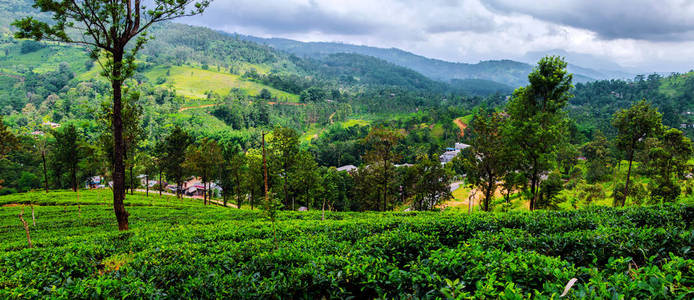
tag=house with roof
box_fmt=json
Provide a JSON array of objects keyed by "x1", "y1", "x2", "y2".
[{"x1": 336, "y1": 165, "x2": 358, "y2": 172}]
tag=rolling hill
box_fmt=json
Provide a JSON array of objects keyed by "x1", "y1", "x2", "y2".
[{"x1": 237, "y1": 35, "x2": 624, "y2": 87}]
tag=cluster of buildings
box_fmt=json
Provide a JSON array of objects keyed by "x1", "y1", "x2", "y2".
[
  {"x1": 85, "y1": 176, "x2": 222, "y2": 197},
  {"x1": 439, "y1": 143, "x2": 470, "y2": 164},
  {"x1": 333, "y1": 142, "x2": 470, "y2": 173}
]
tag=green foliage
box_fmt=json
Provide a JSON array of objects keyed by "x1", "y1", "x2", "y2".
[
  {"x1": 461, "y1": 109, "x2": 508, "y2": 211},
  {"x1": 506, "y1": 56, "x2": 573, "y2": 210},
  {"x1": 1, "y1": 190, "x2": 693, "y2": 298}
]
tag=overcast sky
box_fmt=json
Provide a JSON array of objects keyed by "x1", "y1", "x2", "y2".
[{"x1": 180, "y1": 0, "x2": 694, "y2": 73}]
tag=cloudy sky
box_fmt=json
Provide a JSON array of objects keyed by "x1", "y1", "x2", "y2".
[{"x1": 180, "y1": 0, "x2": 694, "y2": 72}]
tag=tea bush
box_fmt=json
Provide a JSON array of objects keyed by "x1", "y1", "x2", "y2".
[{"x1": 0, "y1": 190, "x2": 692, "y2": 298}]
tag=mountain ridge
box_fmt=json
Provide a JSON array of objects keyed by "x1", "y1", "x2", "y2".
[{"x1": 233, "y1": 34, "x2": 629, "y2": 87}]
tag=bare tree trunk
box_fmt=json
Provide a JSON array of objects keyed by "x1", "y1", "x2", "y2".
[
  {"x1": 130, "y1": 165, "x2": 135, "y2": 195},
  {"x1": 485, "y1": 179, "x2": 494, "y2": 212},
  {"x1": 468, "y1": 188, "x2": 474, "y2": 214},
  {"x1": 31, "y1": 204, "x2": 35, "y2": 226},
  {"x1": 42, "y1": 150, "x2": 48, "y2": 193},
  {"x1": 321, "y1": 198, "x2": 325, "y2": 221},
  {"x1": 19, "y1": 208, "x2": 32, "y2": 248},
  {"x1": 111, "y1": 50, "x2": 129, "y2": 231},
  {"x1": 262, "y1": 132, "x2": 269, "y2": 202},
  {"x1": 158, "y1": 170, "x2": 162, "y2": 197},
  {"x1": 71, "y1": 166, "x2": 77, "y2": 192},
  {"x1": 623, "y1": 150, "x2": 635, "y2": 207},
  {"x1": 145, "y1": 174, "x2": 149, "y2": 197},
  {"x1": 529, "y1": 173, "x2": 538, "y2": 211}
]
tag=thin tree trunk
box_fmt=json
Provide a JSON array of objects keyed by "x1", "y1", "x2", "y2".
[
  {"x1": 262, "y1": 132, "x2": 269, "y2": 202},
  {"x1": 42, "y1": 150, "x2": 48, "y2": 193},
  {"x1": 19, "y1": 208, "x2": 32, "y2": 248},
  {"x1": 485, "y1": 178, "x2": 494, "y2": 212},
  {"x1": 130, "y1": 165, "x2": 134, "y2": 195},
  {"x1": 529, "y1": 173, "x2": 538, "y2": 211},
  {"x1": 623, "y1": 150, "x2": 635, "y2": 207},
  {"x1": 158, "y1": 170, "x2": 162, "y2": 197},
  {"x1": 468, "y1": 188, "x2": 474, "y2": 214},
  {"x1": 31, "y1": 204, "x2": 35, "y2": 226},
  {"x1": 71, "y1": 166, "x2": 77, "y2": 192},
  {"x1": 112, "y1": 57, "x2": 130, "y2": 231},
  {"x1": 145, "y1": 174, "x2": 149, "y2": 197}
]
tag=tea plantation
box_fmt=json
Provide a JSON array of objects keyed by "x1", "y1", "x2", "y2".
[{"x1": 1, "y1": 190, "x2": 693, "y2": 299}]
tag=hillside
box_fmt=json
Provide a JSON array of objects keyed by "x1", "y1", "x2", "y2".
[
  {"x1": 238, "y1": 35, "x2": 617, "y2": 87},
  {"x1": 1, "y1": 190, "x2": 693, "y2": 298}
]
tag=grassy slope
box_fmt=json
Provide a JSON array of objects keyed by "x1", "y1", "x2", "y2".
[
  {"x1": 0, "y1": 42, "x2": 91, "y2": 75},
  {"x1": 143, "y1": 65, "x2": 300, "y2": 101}
]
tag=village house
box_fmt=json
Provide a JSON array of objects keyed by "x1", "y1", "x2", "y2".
[
  {"x1": 440, "y1": 143, "x2": 470, "y2": 164},
  {"x1": 336, "y1": 165, "x2": 358, "y2": 172}
]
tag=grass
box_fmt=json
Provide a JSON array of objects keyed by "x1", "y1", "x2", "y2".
[
  {"x1": 142, "y1": 65, "x2": 299, "y2": 101},
  {"x1": 0, "y1": 41, "x2": 92, "y2": 75}
]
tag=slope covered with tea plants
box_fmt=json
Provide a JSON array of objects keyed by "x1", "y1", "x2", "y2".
[{"x1": 1, "y1": 190, "x2": 693, "y2": 298}]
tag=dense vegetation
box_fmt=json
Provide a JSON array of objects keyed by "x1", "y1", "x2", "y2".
[{"x1": 1, "y1": 191, "x2": 693, "y2": 298}]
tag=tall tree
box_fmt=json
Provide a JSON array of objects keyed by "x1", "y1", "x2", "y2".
[
  {"x1": 269, "y1": 126, "x2": 299, "y2": 210},
  {"x1": 461, "y1": 109, "x2": 508, "y2": 212},
  {"x1": 183, "y1": 138, "x2": 222, "y2": 205},
  {"x1": 0, "y1": 116, "x2": 18, "y2": 161},
  {"x1": 0, "y1": 116, "x2": 18, "y2": 190},
  {"x1": 362, "y1": 127, "x2": 403, "y2": 211},
  {"x1": 14, "y1": 0, "x2": 211, "y2": 231},
  {"x1": 227, "y1": 151, "x2": 248, "y2": 209},
  {"x1": 612, "y1": 100, "x2": 662, "y2": 206},
  {"x1": 583, "y1": 130, "x2": 612, "y2": 183},
  {"x1": 52, "y1": 124, "x2": 84, "y2": 192},
  {"x1": 162, "y1": 127, "x2": 193, "y2": 199},
  {"x1": 245, "y1": 149, "x2": 265, "y2": 210},
  {"x1": 646, "y1": 128, "x2": 693, "y2": 203},
  {"x1": 506, "y1": 56, "x2": 573, "y2": 210},
  {"x1": 411, "y1": 156, "x2": 453, "y2": 211}
]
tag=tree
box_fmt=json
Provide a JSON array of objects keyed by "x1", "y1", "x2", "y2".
[
  {"x1": 137, "y1": 150, "x2": 156, "y2": 197},
  {"x1": 245, "y1": 149, "x2": 265, "y2": 210},
  {"x1": 0, "y1": 116, "x2": 18, "y2": 190},
  {"x1": 33, "y1": 134, "x2": 50, "y2": 193},
  {"x1": 461, "y1": 109, "x2": 509, "y2": 212},
  {"x1": 269, "y1": 126, "x2": 299, "y2": 210},
  {"x1": 226, "y1": 150, "x2": 247, "y2": 209},
  {"x1": 411, "y1": 156, "x2": 453, "y2": 211},
  {"x1": 535, "y1": 172, "x2": 563, "y2": 210},
  {"x1": 362, "y1": 127, "x2": 403, "y2": 211},
  {"x1": 646, "y1": 128, "x2": 693, "y2": 203},
  {"x1": 162, "y1": 127, "x2": 193, "y2": 199},
  {"x1": 506, "y1": 56, "x2": 573, "y2": 210},
  {"x1": 582, "y1": 130, "x2": 612, "y2": 183},
  {"x1": 300, "y1": 87, "x2": 326, "y2": 103},
  {"x1": 184, "y1": 138, "x2": 222, "y2": 205},
  {"x1": 290, "y1": 151, "x2": 322, "y2": 209},
  {"x1": 52, "y1": 124, "x2": 84, "y2": 192},
  {"x1": 14, "y1": 0, "x2": 211, "y2": 231},
  {"x1": 612, "y1": 100, "x2": 662, "y2": 206}
]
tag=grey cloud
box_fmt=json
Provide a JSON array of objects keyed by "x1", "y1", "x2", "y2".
[
  {"x1": 483, "y1": 0, "x2": 694, "y2": 41},
  {"x1": 183, "y1": 0, "x2": 381, "y2": 35}
]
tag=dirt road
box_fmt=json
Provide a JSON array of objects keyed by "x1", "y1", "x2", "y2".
[{"x1": 453, "y1": 118, "x2": 467, "y2": 137}]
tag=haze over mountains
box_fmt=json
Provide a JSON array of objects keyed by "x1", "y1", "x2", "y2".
[{"x1": 237, "y1": 34, "x2": 637, "y2": 88}]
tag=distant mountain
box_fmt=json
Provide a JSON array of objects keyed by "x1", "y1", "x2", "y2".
[
  {"x1": 234, "y1": 35, "x2": 631, "y2": 88},
  {"x1": 519, "y1": 49, "x2": 634, "y2": 80},
  {"x1": 236, "y1": 35, "x2": 534, "y2": 87}
]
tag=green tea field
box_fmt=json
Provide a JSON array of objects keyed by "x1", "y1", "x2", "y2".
[{"x1": 1, "y1": 190, "x2": 692, "y2": 298}]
